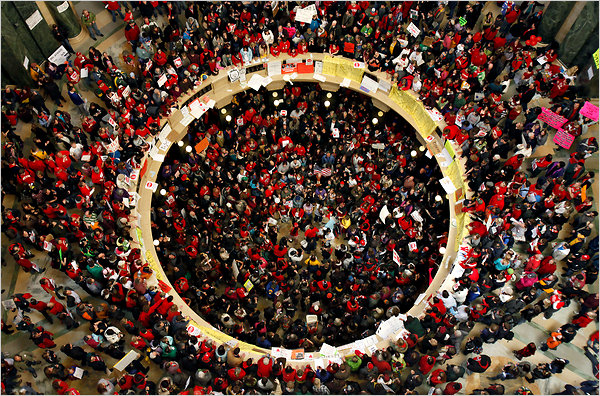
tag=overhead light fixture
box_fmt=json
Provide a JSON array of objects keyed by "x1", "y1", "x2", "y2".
[
  {"x1": 185, "y1": 145, "x2": 192, "y2": 153},
  {"x1": 272, "y1": 92, "x2": 278, "y2": 97},
  {"x1": 160, "y1": 188, "x2": 167, "y2": 195},
  {"x1": 226, "y1": 115, "x2": 232, "y2": 122},
  {"x1": 439, "y1": 246, "x2": 446, "y2": 255},
  {"x1": 326, "y1": 92, "x2": 332, "y2": 98},
  {"x1": 221, "y1": 108, "x2": 227, "y2": 114},
  {"x1": 411, "y1": 150, "x2": 417, "y2": 157},
  {"x1": 435, "y1": 194, "x2": 442, "y2": 202},
  {"x1": 372, "y1": 118, "x2": 378, "y2": 124},
  {"x1": 178, "y1": 141, "x2": 184, "y2": 147},
  {"x1": 324, "y1": 100, "x2": 330, "y2": 107},
  {"x1": 378, "y1": 111, "x2": 384, "y2": 117}
]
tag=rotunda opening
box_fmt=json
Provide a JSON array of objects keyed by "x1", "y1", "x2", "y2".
[{"x1": 150, "y1": 83, "x2": 449, "y2": 349}]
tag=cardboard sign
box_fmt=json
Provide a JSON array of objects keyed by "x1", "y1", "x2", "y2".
[
  {"x1": 157, "y1": 74, "x2": 168, "y2": 87},
  {"x1": 195, "y1": 137, "x2": 209, "y2": 154},
  {"x1": 538, "y1": 107, "x2": 567, "y2": 129},
  {"x1": 332, "y1": 128, "x2": 339, "y2": 138},
  {"x1": 353, "y1": 61, "x2": 365, "y2": 68},
  {"x1": 244, "y1": 279, "x2": 254, "y2": 292},
  {"x1": 580, "y1": 101, "x2": 599, "y2": 122},
  {"x1": 553, "y1": 128, "x2": 575, "y2": 149}
]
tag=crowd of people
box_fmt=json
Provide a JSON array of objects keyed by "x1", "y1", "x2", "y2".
[{"x1": 1, "y1": 1, "x2": 598, "y2": 395}]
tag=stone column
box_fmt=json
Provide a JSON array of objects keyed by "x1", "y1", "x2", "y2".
[
  {"x1": 555, "y1": 2, "x2": 586, "y2": 43},
  {"x1": 35, "y1": 1, "x2": 57, "y2": 27},
  {"x1": 12, "y1": 2, "x2": 58, "y2": 59},
  {"x1": 1, "y1": 2, "x2": 47, "y2": 63},
  {"x1": 558, "y1": 2, "x2": 599, "y2": 66},
  {"x1": 538, "y1": 2, "x2": 575, "y2": 42},
  {"x1": 45, "y1": 1, "x2": 82, "y2": 38}
]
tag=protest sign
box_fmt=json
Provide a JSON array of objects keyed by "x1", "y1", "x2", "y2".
[
  {"x1": 537, "y1": 107, "x2": 567, "y2": 128},
  {"x1": 580, "y1": 101, "x2": 599, "y2": 122},
  {"x1": 553, "y1": 128, "x2": 575, "y2": 149}
]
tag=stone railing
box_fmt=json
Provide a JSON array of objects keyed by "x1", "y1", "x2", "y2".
[{"x1": 127, "y1": 53, "x2": 470, "y2": 367}]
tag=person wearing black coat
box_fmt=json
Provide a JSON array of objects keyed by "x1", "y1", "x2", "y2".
[
  {"x1": 60, "y1": 344, "x2": 87, "y2": 364},
  {"x1": 51, "y1": 24, "x2": 75, "y2": 54},
  {"x1": 466, "y1": 354, "x2": 491, "y2": 374}
]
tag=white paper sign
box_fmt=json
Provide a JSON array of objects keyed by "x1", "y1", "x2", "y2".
[
  {"x1": 57, "y1": 1, "x2": 69, "y2": 13},
  {"x1": 157, "y1": 74, "x2": 168, "y2": 87},
  {"x1": 426, "y1": 108, "x2": 443, "y2": 122},
  {"x1": 26, "y1": 10, "x2": 43, "y2": 30},
  {"x1": 247, "y1": 74, "x2": 264, "y2": 91},
  {"x1": 359, "y1": 75, "x2": 379, "y2": 93},
  {"x1": 407, "y1": 22, "x2": 420, "y2": 37},
  {"x1": 267, "y1": 61, "x2": 282, "y2": 76},
  {"x1": 48, "y1": 46, "x2": 70, "y2": 66},
  {"x1": 73, "y1": 367, "x2": 84, "y2": 379},
  {"x1": 145, "y1": 181, "x2": 158, "y2": 192},
  {"x1": 23, "y1": 56, "x2": 29, "y2": 70},
  {"x1": 340, "y1": 78, "x2": 352, "y2": 87},
  {"x1": 378, "y1": 79, "x2": 391, "y2": 93},
  {"x1": 439, "y1": 176, "x2": 456, "y2": 194},
  {"x1": 435, "y1": 148, "x2": 453, "y2": 167},
  {"x1": 353, "y1": 61, "x2": 365, "y2": 69},
  {"x1": 295, "y1": 7, "x2": 315, "y2": 23},
  {"x1": 379, "y1": 205, "x2": 390, "y2": 223},
  {"x1": 314, "y1": 60, "x2": 323, "y2": 75},
  {"x1": 159, "y1": 140, "x2": 171, "y2": 151}
]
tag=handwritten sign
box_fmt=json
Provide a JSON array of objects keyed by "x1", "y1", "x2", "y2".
[
  {"x1": 553, "y1": 128, "x2": 575, "y2": 149},
  {"x1": 580, "y1": 101, "x2": 599, "y2": 122},
  {"x1": 538, "y1": 107, "x2": 567, "y2": 129},
  {"x1": 407, "y1": 22, "x2": 420, "y2": 38},
  {"x1": 593, "y1": 49, "x2": 599, "y2": 69}
]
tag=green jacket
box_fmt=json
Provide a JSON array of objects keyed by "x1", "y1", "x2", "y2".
[
  {"x1": 346, "y1": 356, "x2": 362, "y2": 371},
  {"x1": 81, "y1": 12, "x2": 96, "y2": 27}
]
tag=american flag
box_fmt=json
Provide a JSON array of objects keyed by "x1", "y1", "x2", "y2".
[
  {"x1": 392, "y1": 249, "x2": 401, "y2": 266},
  {"x1": 314, "y1": 167, "x2": 332, "y2": 177}
]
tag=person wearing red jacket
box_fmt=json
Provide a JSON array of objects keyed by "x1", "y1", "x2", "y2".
[
  {"x1": 419, "y1": 355, "x2": 435, "y2": 375},
  {"x1": 124, "y1": 20, "x2": 141, "y2": 49}
]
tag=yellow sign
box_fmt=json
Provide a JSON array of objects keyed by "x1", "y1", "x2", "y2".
[
  {"x1": 244, "y1": 279, "x2": 254, "y2": 292},
  {"x1": 594, "y1": 49, "x2": 599, "y2": 69}
]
